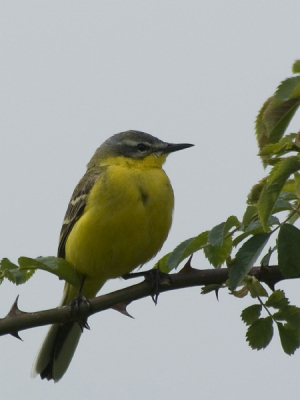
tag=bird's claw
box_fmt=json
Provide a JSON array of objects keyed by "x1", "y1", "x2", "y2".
[{"x1": 69, "y1": 294, "x2": 91, "y2": 331}]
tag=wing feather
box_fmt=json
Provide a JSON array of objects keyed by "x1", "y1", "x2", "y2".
[{"x1": 57, "y1": 167, "x2": 105, "y2": 258}]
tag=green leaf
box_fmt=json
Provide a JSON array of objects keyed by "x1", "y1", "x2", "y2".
[
  {"x1": 265, "y1": 289, "x2": 289, "y2": 308},
  {"x1": 223, "y1": 215, "x2": 240, "y2": 236},
  {"x1": 204, "y1": 236, "x2": 232, "y2": 268},
  {"x1": 277, "y1": 322, "x2": 300, "y2": 355},
  {"x1": 278, "y1": 224, "x2": 300, "y2": 277},
  {"x1": 154, "y1": 252, "x2": 171, "y2": 273},
  {"x1": 166, "y1": 232, "x2": 209, "y2": 272},
  {"x1": 258, "y1": 156, "x2": 300, "y2": 231},
  {"x1": 275, "y1": 77, "x2": 300, "y2": 101},
  {"x1": 229, "y1": 233, "x2": 270, "y2": 291},
  {"x1": 0, "y1": 258, "x2": 35, "y2": 285},
  {"x1": 246, "y1": 317, "x2": 273, "y2": 350},
  {"x1": 208, "y1": 216, "x2": 240, "y2": 247},
  {"x1": 0, "y1": 258, "x2": 18, "y2": 271},
  {"x1": 255, "y1": 97, "x2": 273, "y2": 150},
  {"x1": 281, "y1": 181, "x2": 298, "y2": 198},
  {"x1": 242, "y1": 206, "x2": 257, "y2": 229},
  {"x1": 245, "y1": 215, "x2": 279, "y2": 233},
  {"x1": 294, "y1": 172, "x2": 300, "y2": 199},
  {"x1": 272, "y1": 198, "x2": 293, "y2": 213},
  {"x1": 259, "y1": 133, "x2": 297, "y2": 156},
  {"x1": 201, "y1": 284, "x2": 223, "y2": 295},
  {"x1": 273, "y1": 305, "x2": 300, "y2": 329},
  {"x1": 264, "y1": 96, "x2": 300, "y2": 144},
  {"x1": 245, "y1": 276, "x2": 268, "y2": 298},
  {"x1": 247, "y1": 178, "x2": 267, "y2": 204},
  {"x1": 241, "y1": 305, "x2": 262, "y2": 325},
  {"x1": 292, "y1": 60, "x2": 300, "y2": 74},
  {"x1": 18, "y1": 256, "x2": 81, "y2": 287},
  {"x1": 208, "y1": 222, "x2": 225, "y2": 246}
]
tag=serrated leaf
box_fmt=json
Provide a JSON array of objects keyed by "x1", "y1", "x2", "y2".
[
  {"x1": 256, "y1": 97, "x2": 273, "y2": 150},
  {"x1": 229, "y1": 233, "x2": 270, "y2": 291},
  {"x1": 4, "y1": 268, "x2": 35, "y2": 285},
  {"x1": 259, "y1": 133, "x2": 297, "y2": 156},
  {"x1": 241, "y1": 305, "x2": 262, "y2": 325},
  {"x1": 292, "y1": 60, "x2": 300, "y2": 74},
  {"x1": 264, "y1": 96, "x2": 300, "y2": 144},
  {"x1": 0, "y1": 258, "x2": 19, "y2": 271},
  {"x1": 273, "y1": 306, "x2": 300, "y2": 329},
  {"x1": 247, "y1": 178, "x2": 268, "y2": 204},
  {"x1": 242, "y1": 206, "x2": 258, "y2": 229},
  {"x1": 245, "y1": 215, "x2": 279, "y2": 233},
  {"x1": 18, "y1": 256, "x2": 81, "y2": 287},
  {"x1": 207, "y1": 216, "x2": 240, "y2": 247},
  {"x1": 278, "y1": 224, "x2": 300, "y2": 277},
  {"x1": 208, "y1": 222, "x2": 225, "y2": 246},
  {"x1": 0, "y1": 258, "x2": 35, "y2": 285},
  {"x1": 275, "y1": 77, "x2": 300, "y2": 101},
  {"x1": 224, "y1": 215, "x2": 240, "y2": 235},
  {"x1": 166, "y1": 232, "x2": 209, "y2": 272},
  {"x1": 258, "y1": 156, "x2": 300, "y2": 231},
  {"x1": 204, "y1": 236, "x2": 232, "y2": 268},
  {"x1": 265, "y1": 289, "x2": 289, "y2": 308},
  {"x1": 246, "y1": 317, "x2": 273, "y2": 350},
  {"x1": 277, "y1": 322, "x2": 300, "y2": 355}
]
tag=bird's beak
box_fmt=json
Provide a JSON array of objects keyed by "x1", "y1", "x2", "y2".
[{"x1": 162, "y1": 142, "x2": 194, "y2": 154}]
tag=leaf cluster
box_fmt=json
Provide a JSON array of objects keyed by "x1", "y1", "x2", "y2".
[
  {"x1": 242, "y1": 290, "x2": 300, "y2": 355},
  {"x1": 0, "y1": 257, "x2": 81, "y2": 287}
]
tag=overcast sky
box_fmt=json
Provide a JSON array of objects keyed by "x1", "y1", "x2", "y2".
[{"x1": 1, "y1": 2, "x2": 300, "y2": 399}]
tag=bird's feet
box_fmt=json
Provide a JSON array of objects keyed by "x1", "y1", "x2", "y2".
[
  {"x1": 69, "y1": 294, "x2": 91, "y2": 331},
  {"x1": 123, "y1": 268, "x2": 172, "y2": 304}
]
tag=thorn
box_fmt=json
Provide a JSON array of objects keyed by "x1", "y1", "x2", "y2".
[
  {"x1": 111, "y1": 301, "x2": 134, "y2": 318},
  {"x1": 215, "y1": 289, "x2": 219, "y2": 301},
  {"x1": 10, "y1": 331, "x2": 23, "y2": 341},
  {"x1": 179, "y1": 255, "x2": 198, "y2": 274},
  {"x1": 6, "y1": 296, "x2": 26, "y2": 318},
  {"x1": 151, "y1": 292, "x2": 158, "y2": 306}
]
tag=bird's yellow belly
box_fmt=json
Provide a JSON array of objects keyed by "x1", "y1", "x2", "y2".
[{"x1": 64, "y1": 164, "x2": 174, "y2": 296}]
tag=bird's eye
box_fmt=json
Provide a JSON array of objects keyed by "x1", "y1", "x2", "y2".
[{"x1": 137, "y1": 143, "x2": 149, "y2": 152}]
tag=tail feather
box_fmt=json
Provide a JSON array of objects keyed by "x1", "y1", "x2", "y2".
[
  {"x1": 32, "y1": 321, "x2": 82, "y2": 382},
  {"x1": 32, "y1": 283, "x2": 83, "y2": 382}
]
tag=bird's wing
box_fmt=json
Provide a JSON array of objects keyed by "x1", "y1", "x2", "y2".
[{"x1": 57, "y1": 167, "x2": 105, "y2": 258}]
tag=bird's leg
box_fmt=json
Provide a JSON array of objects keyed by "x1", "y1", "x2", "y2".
[
  {"x1": 123, "y1": 267, "x2": 172, "y2": 304},
  {"x1": 69, "y1": 275, "x2": 91, "y2": 331}
]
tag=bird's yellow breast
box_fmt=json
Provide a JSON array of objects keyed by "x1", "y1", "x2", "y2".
[{"x1": 64, "y1": 154, "x2": 174, "y2": 297}]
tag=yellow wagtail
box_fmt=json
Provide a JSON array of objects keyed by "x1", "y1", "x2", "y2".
[{"x1": 32, "y1": 130, "x2": 193, "y2": 381}]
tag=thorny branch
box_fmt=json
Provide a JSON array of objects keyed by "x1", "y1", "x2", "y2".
[{"x1": 0, "y1": 263, "x2": 298, "y2": 338}]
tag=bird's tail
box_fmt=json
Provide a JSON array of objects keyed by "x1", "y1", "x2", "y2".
[{"x1": 31, "y1": 283, "x2": 82, "y2": 382}]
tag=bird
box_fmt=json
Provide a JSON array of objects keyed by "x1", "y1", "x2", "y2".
[{"x1": 32, "y1": 130, "x2": 193, "y2": 382}]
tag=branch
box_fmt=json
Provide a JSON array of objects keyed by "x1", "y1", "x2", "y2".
[{"x1": 0, "y1": 264, "x2": 298, "y2": 338}]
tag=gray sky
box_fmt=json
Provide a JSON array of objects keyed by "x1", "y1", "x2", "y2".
[{"x1": 1, "y1": 1, "x2": 300, "y2": 399}]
